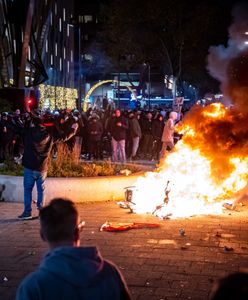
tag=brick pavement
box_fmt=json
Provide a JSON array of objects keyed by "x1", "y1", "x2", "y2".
[{"x1": 0, "y1": 201, "x2": 248, "y2": 300}]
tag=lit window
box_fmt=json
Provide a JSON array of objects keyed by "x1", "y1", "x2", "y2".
[
  {"x1": 60, "y1": 58, "x2": 62, "y2": 71},
  {"x1": 64, "y1": 47, "x2": 66, "y2": 59},
  {"x1": 51, "y1": 54, "x2": 53, "y2": 66},
  {"x1": 71, "y1": 50, "x2": 73, "y2": 62},
  {"x1": 25, "y1": 76, "x2": 29, "y2": 85},
  {"x1": 28, "y1": 46, "x2": 31, "y2": 59},
  {"x1": 50, "y1": 14, "x2": 53, "y2": 26},
  {"x1": 67, "y1": 61, "x2": 70, "y2": 72},
  {"x1": 46, "y1": 40, "x2": 48, "y2": 52},
  {"x1": 63, "y1": 8, "x2": 66, "y2": 21},
  {"x1": 59, "y1": 18, "x2": 62, "y2": 32},
  {"x1": 84, "y1": 15, "x2": 93, "y2": 23},
  {"x1": 67, "y1": 24, "x2": 70, "y2": 36},
  {"x1": 55, "y1": 43, "x2": 57, "y2": 56},
  {"x1": 84, "y1": 54, "x2": 93, "y2": 61}
]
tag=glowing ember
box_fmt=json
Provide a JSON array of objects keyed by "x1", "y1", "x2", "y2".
[{"x1": 129, "y1": 103, "x2": 248, "y2": 218}]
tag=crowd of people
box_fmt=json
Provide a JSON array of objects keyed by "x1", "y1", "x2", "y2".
[{"x1": 0, "y1": 105, "x2": 186, "y2": 165}]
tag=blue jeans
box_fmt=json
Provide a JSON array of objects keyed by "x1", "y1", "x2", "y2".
[{"x1": 23, "y1": 168, "x2": 47, "y2": 214}]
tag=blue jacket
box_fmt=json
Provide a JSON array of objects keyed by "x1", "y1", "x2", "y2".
[{"x1": 16, "y1": 246, "x2": 131, "y2": 300}]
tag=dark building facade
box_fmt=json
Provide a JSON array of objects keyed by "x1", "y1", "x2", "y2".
[
  {"x1": 0, "y1": 0, "x2": 77, "y2": 111},
  {"x1": 40, "y1": 0, "x2": 77, "y2": 110}
]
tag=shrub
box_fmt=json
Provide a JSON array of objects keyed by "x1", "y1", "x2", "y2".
[
  {"x1": 0, "y1": 159, "x2": 23, "y2": 176},
  {"x1": 0, "y1": 144, "x2": 140, "y2": 177}
]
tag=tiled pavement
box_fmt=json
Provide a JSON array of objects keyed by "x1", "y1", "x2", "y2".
[{"x1": 0, "y1": 201, "x2": 248, "y2": 300}]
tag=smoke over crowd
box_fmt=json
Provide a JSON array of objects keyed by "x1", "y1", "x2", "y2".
[{"x1": 179, "y1": 3, "x2": 248, "y2": 186}]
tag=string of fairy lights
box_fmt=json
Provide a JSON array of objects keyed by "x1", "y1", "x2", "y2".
[{"x1": 39, "y1": 84, "x2": 78, "y2": 110}]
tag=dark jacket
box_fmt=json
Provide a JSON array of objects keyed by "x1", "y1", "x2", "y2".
[
  {"x1": 109, "y1": 116, "x2": 129, "y2": 141},
  {"x1": 0, "y1": 119, "x2": 14, "y2": 143},
  {"x1": 22, "y1": 125, "x2": 76, "y2": 172},
  {"x1": 141, "y1": 118, "x2": 153, "y2": 135},
  {"x1": 151, "y1": 119, "x2": 164, "y2": 140},
  {"x1": 87, "y1": 118, "x2": 103, "y2": 141},
  {"x1": 16, "y1": 246, "x2": 131, "y2": 300},
  {"x1": 129, "y1": 117, "x2": 142, "y2": 138}
]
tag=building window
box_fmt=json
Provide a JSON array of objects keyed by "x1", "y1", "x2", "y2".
[
  {"x1": 67, "y1": 61, "x2": 70, "y2": 72},
  {"x1": 46, "y1": 40, "x2": 48, "y2": 52},
  {"x1": 67, "y1": 24, "x2": 70, "y2": 36},
  {"x1": 50, "y1": 14, "x2": 53, "y2": 26},
  {"x1": 60, "y1": 58, "x2": 62, "y2": 71},
  {"x1": 84, "y1": 54, "x2": 93, "y2": 61},
  {"x1": 51, "y1": 54, "x2": 53, "y2": 66},
  {"x1": 28, "y1": 46, "x2": 31, "y2": 60},
  {"x1": 55, "y1": 43, "x2": 58, "y2": 56},
  {"x1": 71, "y1": 50, "x2": 73, "y2": 62},
  {"x1": 59, "y1": 18, "x2": 62, "y2": 32},
  {"x1": 84, "y1": 15, "x2": 93, "y2": 23},
  {"x1": 55, "y1": 2, "x2": 57, "y2": 15},
  {"x1": 64, "y1": 47, "x2": 66, "y2": 59}
]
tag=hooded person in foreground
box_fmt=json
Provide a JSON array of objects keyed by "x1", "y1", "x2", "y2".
[{"x1": 16, "y1": 198, "x2": 131, "y2": 300}]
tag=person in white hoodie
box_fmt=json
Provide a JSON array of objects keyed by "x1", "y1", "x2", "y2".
[
  {"x1": 160, "y1": 111, "x2": 178, "y2": 158},
  {"x1": 16, "y1": 198, "x2": 131, "y2": 300}
]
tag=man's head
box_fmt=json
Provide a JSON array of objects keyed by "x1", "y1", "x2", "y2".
[
  {"x1": 39, "y1": 198, "x2": 82, "y2": 249},
  {"x1": 115, "y1": 109, "x2": 121, "y2": 117},
  {"x1": 169, "y1": 111, "x2": 178, "y2": 120},
  {"x1": 15, "y1": 109, "x2": 21, "y2": 115},
  {"x1": 146, "y1": 112, "x2": 152, "y2": 120},
  {"x1": 1, "y1": 112, "x2": 8, "y2": 120}
]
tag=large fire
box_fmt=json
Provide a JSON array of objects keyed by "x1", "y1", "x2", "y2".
[{"x1": 129, "y1": 103, "x2": 248, "y2": 218}]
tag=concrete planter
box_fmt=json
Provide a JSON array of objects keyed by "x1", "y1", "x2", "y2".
[{"x1": 0, "y1": 173, "x2": 143, "y2": 203}]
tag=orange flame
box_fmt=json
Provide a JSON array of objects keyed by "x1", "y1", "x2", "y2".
[{"x1": 131, "y1": 103, "x2": 248, "y2": 218}]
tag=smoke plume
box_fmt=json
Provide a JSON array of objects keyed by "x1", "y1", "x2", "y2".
[
  {"x1": 207, "y1": 3, "x2": 248, "y2": 110},
  {"x1": 180, "y1": 4, "x2": 248, "y2": 190}
]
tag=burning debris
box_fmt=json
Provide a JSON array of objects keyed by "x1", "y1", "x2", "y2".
[{"x1": 120, "y1": 102, "x2": 248, "y2": 219}]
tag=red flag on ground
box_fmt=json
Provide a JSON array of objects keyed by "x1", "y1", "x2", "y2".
[{"x1": 100, "y1": 221, "x2": 160, "y2": 232}]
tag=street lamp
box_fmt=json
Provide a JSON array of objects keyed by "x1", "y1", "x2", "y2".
[
  {"x1": 244, "y1": 31, "x2": 248, "y2": 45},
  {"x1": 143, "y1": 62, "x2": 151, "y2": 109},
  {"x1": 148, "y1": 63, "x2": 151, "y2": 110}
]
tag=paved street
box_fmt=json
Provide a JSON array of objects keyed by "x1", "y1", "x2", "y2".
[{"x1": 0, "y1": 201, "x2": 248, "y2": 300}]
